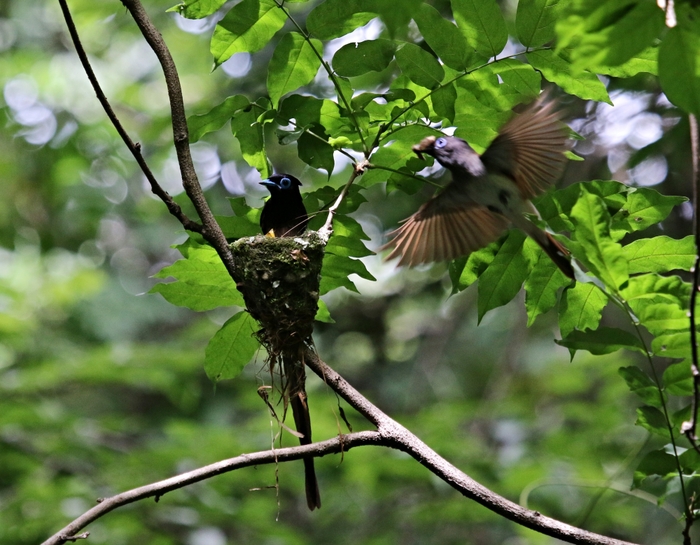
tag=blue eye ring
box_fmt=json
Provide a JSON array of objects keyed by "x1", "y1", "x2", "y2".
[
  {"x1": 280, "y1": 176, "x2": 292, "y2": 189},
  {"x1": 435, "y1": 137, "x2": 447, "y2": 149}
]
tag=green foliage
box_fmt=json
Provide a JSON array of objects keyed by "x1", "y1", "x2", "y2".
[{"x1": 6, "y1": 0, "x2": 700, "y2": 542}]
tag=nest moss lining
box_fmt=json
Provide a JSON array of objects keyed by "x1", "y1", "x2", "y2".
[{"x1": 230, "y1": 231, "x2": 325, "y2": 350}]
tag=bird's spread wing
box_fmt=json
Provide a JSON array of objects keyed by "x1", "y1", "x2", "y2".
[
  {"x1": 481, "y1": 98, "x2": 568, "y2": 200},
  {"x1": 381, "y1": 186, "x2": 509, "y2": 266}
]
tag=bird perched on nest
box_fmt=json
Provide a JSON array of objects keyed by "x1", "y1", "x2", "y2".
[
  {"x1": 260, "y1": 174, "x2": 309, "y2": 237},
  {"x1": 381, "y1": 97, "x2": 575, "y2": 279},
  {"x1": 259, "y1": 173, "x2": 320, "y2": 510}
]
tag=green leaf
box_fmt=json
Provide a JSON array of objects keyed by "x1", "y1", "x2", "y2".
[
  {"x1": 652, "y1": 330, "x2": 691, "y2": 360},
  {"x1": 307, "y1": 0, "x2": 376, "y2": 40},
  {"x1": 596, "y1": 46, "x2": 658, "y2": 77},
  {"x1": 430, "y1": 83, "x2": 457, "y2": 123},
  {"x1": 457, "y1": 60, "x2": 541, "y2": 114},
  {"x1": 664, "y1": 361, "x2": 693, "y2": 397},
  {"x1": 320, "y1": 215, "x2": 375, "y2": 294},
  {"x1": 570, "y1": 189, "x2": 629, "y2": 290},
  {"x1": 315, "y1": 298, "x2": 334, "y2": 323},
  {"x1": 231, "y1": 107, "x2": 271, "y2": 177},
  {"x1": 524, "y1": 250, "x2": 571, "y2": 327},
  {"x1": 267, "y1": 33, "x2": 323, "y2": 107},
  {"x1": 618, "y1": 366, "x2": 664, "y2": 408},
  {"x1": 332, "y1": 39, "x2": 396, "y2": 77},
  {"x1": 556, "y1": 327, "x2": 645, "y2": 356},
  {"x1": 278, "y1": 95, "x2": 352, "y2": 137},
  {"x1": 622, "y1": 273, "x2": 690, "y2": 310},
  {"x1": 297, "y1": 130, "x2": 335, "y2": 174},
  {"x1": 414, "y1": 3, "x2": 470, "y2": 71},
  {"x1": 188, "y1": 95, "x2": 250, "y2": 143},
  {"x1": 449, "y1": 242, "x2": 501, "y2": 293},
  {"x1": 527, "y1": 49, "x2": 611, "y2": 104},
  {"x1": 170, "y1": 0, "x2": 227, "y2": 20},
  {"x1": 204, "y1": 312, "x2": 260, "y2": 382},
  {"x1": 516, "y1": 0, "x2": 561, "y2": 48},
  {"x1": 659, "y1": 22, "x2": 700, "y2": 116},
  {"x1": 452, "y1": 87, "x2": 512, "y2": 152},
  {"x1": 633, "y1": 449, "x2": 678, "y2": 488},
  {"x1": 622, "y1": 236, "x2": 694, "y2": 275},
  {"x1": 558, "y1": 281, "x2": 608, "y2": 338},
  {"x1": 635, "y1": 405, "x2": 670, "y2": 439},
  {"x1": 451, "y1": 0, "x2": 507, "y2": 60},
  {"x1": 611, "y1": 189, "x2": 686, "y2": 235},
  {"x1": 395, "y1": 43, "x2": 445, "y2": 90},
  {"x1": 218, "y1": 197, "x2": 262, "y2": 238},
  {"x1": 630, "y1": 300, "x2": 689, "y2": 337},
  {"x1": 151, "y1": 243, "x2": 244, "y2": 311},
  {"x1": 556, "y1": 0, "x2": 664, "y2": 71},
  {"x1": 478, "y1": 230, "x2": 534, "y2": 322},
  {"x1": 363, "y1": 125, "x2": 442, "y2": 186},
  {"x1": 211, "y1": 0, "x2": 287, "y2": 67}
]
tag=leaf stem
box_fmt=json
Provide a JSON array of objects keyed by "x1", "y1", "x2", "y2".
[{"x1": 272, "y1": 0, "x2": 368, "y2": 154}]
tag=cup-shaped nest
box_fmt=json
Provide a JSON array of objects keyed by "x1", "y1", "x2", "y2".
[{"x1": 230, "y1": 231, "x2": 324, "y2": 351}]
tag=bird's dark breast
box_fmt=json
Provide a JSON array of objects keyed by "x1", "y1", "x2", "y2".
[{"x1": 260, "y1": 197, "x2": 308, "y2": 237}]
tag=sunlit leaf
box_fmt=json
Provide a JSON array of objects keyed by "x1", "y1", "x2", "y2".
[
  {"x1": 524, "y1": 250, "x2": 571, "y2": 327},
  {"x1": 558, "y1": 281, "x2": 607, "y2": 338},
  {"x1": 169, "y1": 0, "x2": 227, "y2": 19},
  {"x1": 204, "y1": 311, "x2": 259, "y2": 381},
  {"x1": 622, "y1": 236, "x2": 694, "y2": 275},
  {"x1": 516, "y1": 0, "x2": 561, "y2": 48},
  {"x1": 211, "y1": 0, "x2": 286, "y2": 67},
  {"x1": 664, "y1": 361, "x2": 693, "y2": 397},
  {"x1": 570, "y1": 189, "x2": 629, "y2": 290},
  {"x1": 307, "y1": 0, "x2": 376, "y2": 40},
  {"x1": 527, "y1": 49, "x2": 611, "y2": 104},
  {"x1": 451, "y1": 0, "x2": 507, "y2": 60},
  {"x1": 267, "y1": 33, "x2": 323, "y2": 107}
]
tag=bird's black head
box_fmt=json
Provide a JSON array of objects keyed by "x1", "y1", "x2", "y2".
[
  {"x1": 260, "y1": 174, "x2": 302, "y2": 194},
  {"x1": 412, "y1": 135, "x2": 484, "y2": 176}
]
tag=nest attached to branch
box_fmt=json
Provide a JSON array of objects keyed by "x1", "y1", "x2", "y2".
[{"x1": 230, "y1": 231, "x2": 325, "y2": 374}]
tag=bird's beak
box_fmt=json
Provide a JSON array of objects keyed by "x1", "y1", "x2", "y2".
[
  {"x1": 260, "y1": 179, "x2": 276, "y2": 188},
  {"x1": 412, "y1": 136, "x2": 436, "y2": 161}
]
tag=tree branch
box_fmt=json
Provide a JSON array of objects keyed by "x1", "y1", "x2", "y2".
[
  {"x1": 57, "y1": 0, "x2": 203, "y2": 234},
  {"x1": 40, "y1": 431, "x2": 383, "y2": 545},
  {"x1": 303, "y1": 349, "x2": 641, "y2": 545},
  {"x1": 319, "y1": 159, "x2": 369, "y2": 234},
  {"x1": 684, "y1": 113, "x2": 700, "y2": 449},
  {"x1": 116, "y1": 0, "x2": 236, "y2": 277}
]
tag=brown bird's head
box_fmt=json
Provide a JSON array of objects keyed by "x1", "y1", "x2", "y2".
[{"x1": 412, "y1": 135, "x2": 484, "y2": 176}]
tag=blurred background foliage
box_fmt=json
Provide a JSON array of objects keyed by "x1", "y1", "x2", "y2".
[{"x1": 0, "y1": 0, "x2": 694, "y2": 544}]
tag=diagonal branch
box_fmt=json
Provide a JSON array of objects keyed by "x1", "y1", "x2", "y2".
[
  {"x1": 117, "y1": 0, "x2": 236, "y2": 277},
  {"x1": 58, "y1": 0, "x2": 202, "y2": 235},
  {"x1": 303, "y1": 349, "x2": 640, "y2": 545}
]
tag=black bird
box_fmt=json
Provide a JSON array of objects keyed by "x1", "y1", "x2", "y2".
[
  {"x1": 382, "y1": 97, "x2": 575, "y2": 279},
  {"x1": 259, "y1": 173, "x2": 320, "y2": 510},
  {"x1": 260, "y1": 174, "x2": 309, "y2": 237}
]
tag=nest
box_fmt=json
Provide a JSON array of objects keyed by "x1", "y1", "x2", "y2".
[{"x1": 230, "y1": 231, "x2": 325, "y2": 355}]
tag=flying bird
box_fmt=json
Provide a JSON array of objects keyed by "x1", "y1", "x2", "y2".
[
  {"x1": 260, "y1": 174, "x2": 309, "y2": 237},
  {"x1": 382, "y1": 98, "x2": 574, "y2": 279}
]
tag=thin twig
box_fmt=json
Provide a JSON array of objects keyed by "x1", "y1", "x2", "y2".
[
  {"x1": 271, "y1": 0, "x2": 368, "y2": 155},
  {"x1": 320, "y1": 159, "x2": 369, "y2": 234},
  {"x1": 119, "y1": 0, "x2": 236, "y2": 277},
  {"x1": 58, "y1": 0, "x2": 203, "y2": 234}
]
